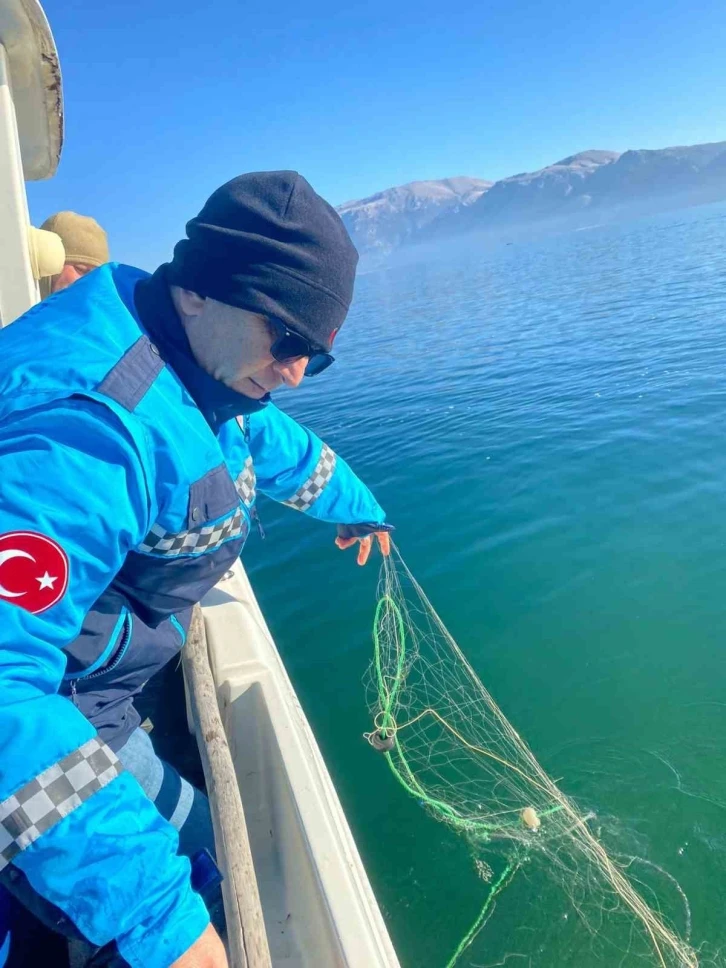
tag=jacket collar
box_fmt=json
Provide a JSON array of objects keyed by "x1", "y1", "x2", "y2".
[{"x1": 134, "y1": 264, "x2": 268, "y2": 433}]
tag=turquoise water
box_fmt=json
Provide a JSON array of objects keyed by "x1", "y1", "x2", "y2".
[{"x1": 244, "y1": 202, "x2": 726, "y2": 966}]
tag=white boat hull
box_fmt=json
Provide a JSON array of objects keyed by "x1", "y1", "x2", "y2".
[{"x1": 198, "y1": 562, "x2": 400, "y2": 968}]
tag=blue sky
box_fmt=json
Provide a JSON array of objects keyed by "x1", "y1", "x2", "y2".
[{"x1": 27, "y1": 0, "x2": 726, "y2": 269}]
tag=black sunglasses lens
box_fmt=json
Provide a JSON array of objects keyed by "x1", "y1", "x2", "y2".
[
  {"x1": 271, "y1": 332, "x2": 311, "y2": 362},
  {"x1": 305, "y1": 354, "x2": 334, "y2": 377},
  {"x1": 268, "y1": 321, "x2": 334, "y2": 375}
]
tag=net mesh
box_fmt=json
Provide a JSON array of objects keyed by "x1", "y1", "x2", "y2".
[{"x1": 365, "y1": 546, "x2": 699, "y2": 968}]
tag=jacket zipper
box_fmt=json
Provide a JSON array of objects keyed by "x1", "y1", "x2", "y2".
[
  {"x1": 69, "y1": 612, "x2": 133, "y2": 706},
  {"x1": 250, "y1": 504, "x2": 265, "y2": 539}
]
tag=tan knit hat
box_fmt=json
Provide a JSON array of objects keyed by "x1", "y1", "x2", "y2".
[{"x1": 40, "y1": 211, "x2": 110, "y2": 268}]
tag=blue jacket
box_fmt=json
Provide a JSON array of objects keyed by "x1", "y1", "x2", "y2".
[{"x1": 0, "y1": 264, "x2": 385, "y2": 965}]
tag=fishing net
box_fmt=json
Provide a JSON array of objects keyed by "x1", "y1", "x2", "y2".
[{"x1": 365, "y1": 546, "x2": 699, "y2": 968}]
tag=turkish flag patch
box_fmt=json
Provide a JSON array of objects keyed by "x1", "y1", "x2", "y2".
[{"x1": 0, "y1": 531, "x2": 69, "y2": 614}]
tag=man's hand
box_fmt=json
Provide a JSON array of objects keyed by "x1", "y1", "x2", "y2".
[
  {"x1": 171, "y1": 924, "x2": 228, "y2": 968},
  {"x1": 335, "y1": 523, "x2": 393, "y2": 565}
]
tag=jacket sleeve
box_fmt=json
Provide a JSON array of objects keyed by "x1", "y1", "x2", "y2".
[
  {"x1": 245, "y1": 403, "x2": 386, "y2": 525},
  {"x1": 0, "y1": 398, "x2": 209, "y2": 968}
]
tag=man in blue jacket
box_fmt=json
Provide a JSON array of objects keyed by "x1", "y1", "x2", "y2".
[{"x1": 0, "y1": 171, "x2": 391, "y2": 968}]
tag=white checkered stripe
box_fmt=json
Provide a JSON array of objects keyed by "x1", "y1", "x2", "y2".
[
  {"x1": 0, "y1": 738, "x2": 122, "y2": 872},
  {"x1": 138, "y1": 508, "x2": 246, "y2": 556},
  {"x1": 283, "y1": 443, "x2": 337, "y2": 512},
  {"x1": 235, "y1": 457, "x2": 256, "y2": 507}
]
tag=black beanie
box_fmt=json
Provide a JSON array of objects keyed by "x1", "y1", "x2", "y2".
[{"x1": 167, "y1": 171, "x2": 358, "y2": 352}]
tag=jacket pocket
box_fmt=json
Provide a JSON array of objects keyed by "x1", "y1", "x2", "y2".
[
  {"x1": 188, "y1": 463, "x2": 241, "y2": 528},
  {"x1": 63, "y1": 606, "x2": 133, "y2": 685}
]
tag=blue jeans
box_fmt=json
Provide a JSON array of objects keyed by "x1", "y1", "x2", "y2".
[
  {"x1": 0, "y1": 728, "x2": 222, "y2": 967},
  {"x1": 117, "y1": 727, "x2": 208, "y2": 854}
]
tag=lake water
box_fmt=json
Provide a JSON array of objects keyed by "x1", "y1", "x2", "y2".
[{"x1": 244, "y1": 201, "x2": 726, "y2": 967}]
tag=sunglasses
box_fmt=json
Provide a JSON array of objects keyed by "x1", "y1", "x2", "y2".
[{"x1": 268, "y1": 319, "x2": 335, "y2": 377}]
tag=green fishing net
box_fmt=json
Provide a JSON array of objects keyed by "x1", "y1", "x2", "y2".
[{"x1": 365, "y1": 547, "x2": 698, "y2": 968}]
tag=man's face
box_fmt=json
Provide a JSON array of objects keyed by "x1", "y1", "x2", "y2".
[
  {"x1": 181, "y1": 295, "x2": 309, "y2": 397},
  {"x1": 51, "y1": 263, "x2": 95, "y2": 293}
]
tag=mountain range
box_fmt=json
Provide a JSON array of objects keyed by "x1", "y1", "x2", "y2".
[{"x1": 337, "y1": 140, "x2": 726, "y2": 262}]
